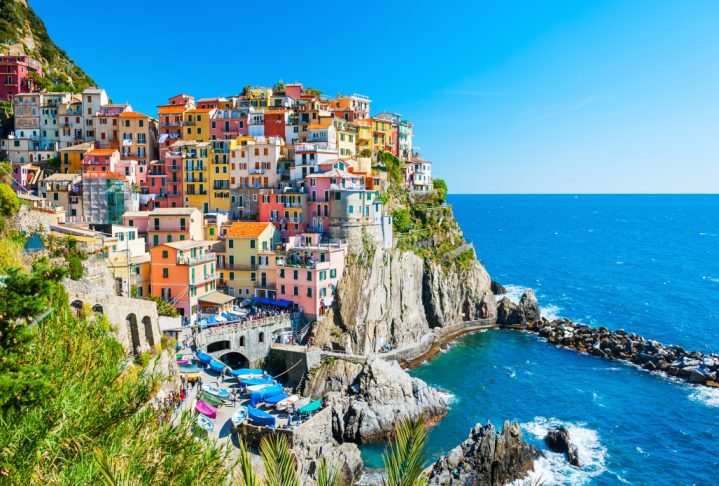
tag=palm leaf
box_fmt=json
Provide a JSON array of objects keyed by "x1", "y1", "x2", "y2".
[
  {"x1": 259, "y1": 435, "x2": 299, "y2": 486},
  {"x1": 316, "y1": 458, "x2": 342, "y2": 486},
  {"x1": 93, "y1": 447, "x2": 136, "y2": 486},
  {"x1": 381, "y1": 416, "x2": 429, "y2": 486},
  {"x1": 237, "y1": 438, "x2": 260, "y2": 486}
]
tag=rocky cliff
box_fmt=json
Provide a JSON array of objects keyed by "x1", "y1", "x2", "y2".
[
  {"x1": 428, "y1": 421, "x2": 541, "y2": 486},
  {"x1": 304, "y1": 357, "x2": 450, "y2": 443}
]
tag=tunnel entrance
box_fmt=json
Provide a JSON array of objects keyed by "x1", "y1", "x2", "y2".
[{"x1": 220, "y1": 352, "x2": 249, "y2": 369}]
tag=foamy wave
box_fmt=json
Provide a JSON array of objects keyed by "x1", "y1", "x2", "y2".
[
  {"x1": 514, "y1": 417, "x2": 607, "y2": 485},
  {"x1": 437, "y1": 390, "x2": 457, "y2": 405},
  {"x1": 356, "y1": 471, "x2": 384, "y2": 485},
  {"x1": 541, "y1": 304, "x2": 562, "y2": 321},
  {"x1": 701, "y1": 276, "x2": 719, "y2": 284},
  {"x1": 688, "y1": 387, "x2": 719, "y2": 408},
  {"x1": 498, "y1": 284, "x2": 525, "y2": 303}
]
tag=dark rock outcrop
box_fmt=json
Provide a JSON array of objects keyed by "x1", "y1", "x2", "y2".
[
  {"x1": 428, "y1": 421, "x2": 541, "y2": 486},
  {"x1": 544, "y1": 427, "x2": 581, "y2": 467},
  {"x1": 491, "y1": 281, "x2": 507, "y2": 295},
  {"x1": 526, "y1": 318, "x2": 719, "y2": 389},
  {"x1": 497, "y1": 289, "x2": 541, "y2": 326}
]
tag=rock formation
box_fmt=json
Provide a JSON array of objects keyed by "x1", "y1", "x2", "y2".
[
  {"x1": 544, "y1": 427, "x2": 581, "y2": 467},
  {"x1": 491, "y1": 280, "x2": 507, "y2": 295},
  {"x1": 497, "y1": 289, "x2": 540, "y2": 326},
  {"x1": 526, "y1": 318, "x2": 719, "y2": 388},
  {"x1": 428, "y1": 421, "x2": 541, "y2": 486},
  {"x1": 304, "y1": 357, "x2": 449, "y2": 443}
]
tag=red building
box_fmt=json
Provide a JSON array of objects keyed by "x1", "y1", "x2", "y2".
[
  {"x1": 263, "y1": 109, "x2": 287, "y2": 139},
  {"x1": 0, "y1": 55, "x2": 42, "y2": 101},
  {"x1": 258, "y1": 188, "x2": 306, "y2": 240}
]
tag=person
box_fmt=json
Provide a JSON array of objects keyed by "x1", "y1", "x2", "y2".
[{"x1": 231, "y1": 390, "x2": 237, "y2": 405}]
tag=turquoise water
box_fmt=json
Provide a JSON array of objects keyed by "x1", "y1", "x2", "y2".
[{"x1": 361, "y1": 195, "x2": 719, "y2": 485}]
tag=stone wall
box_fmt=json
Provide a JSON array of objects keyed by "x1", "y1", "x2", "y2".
[{"x1": 269, "y1": 343, "x2": 322, "y2": 387}]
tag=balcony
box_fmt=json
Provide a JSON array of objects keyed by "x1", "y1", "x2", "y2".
[
  {"x1": 224, "y1": 263, "x2": 258, "y2": 271},
  {"x1": 167, "y1": 165, "x2": 181, "y2": 171},
  {"x1": 192, "y1": 272, "x2": 216, "y2": 284},
  {"x1": 177, "y1": 252, "x2": 216, "y2": 266},
  {"x1": 250, "y1": 168, "x2": 267, "y2": 175}
]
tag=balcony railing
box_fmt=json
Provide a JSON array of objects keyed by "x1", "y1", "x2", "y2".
[
  {"x1": 177, "y1": 252, "x2": 216, "y2": 266},
  {"x1": 250, "y1": 168, "x2": 267, "y2": 174}
]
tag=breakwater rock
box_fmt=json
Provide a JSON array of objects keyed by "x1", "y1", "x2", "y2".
[
  {"x1": 497, "y1": 289, "x2": 541, "y2": 326},
  {"x1": 544, "y1": 427, "x2": 581, "y2": 467},
  {"x1": 304, "y1": 357, "x2": 449, "y2": 443},
  {"x1": 526, "y1": 318, "x2": 719, "y2": 388},
  {"x1": 428, "y1": 421, "x2": 541, "y2": 486}
]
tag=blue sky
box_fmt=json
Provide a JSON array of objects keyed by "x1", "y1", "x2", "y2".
[{"x1": 32, "y1": 0, "x2": 719, "y2": 193}]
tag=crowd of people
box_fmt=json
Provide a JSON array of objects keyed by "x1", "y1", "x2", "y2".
[{"x1": 158, "y1": 388, "x2": 187, "y2": 425}]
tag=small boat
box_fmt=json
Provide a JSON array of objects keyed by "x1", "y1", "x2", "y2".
[
  {"x1": 250, "y1": 384, "x2": 284, "y2": 407},
  {"x1": 229, "y1": 368, "x2": 264, "y2": 377},
  {"x1": 209, "y1": 359, "x2": 226, "y2": 373},
  {"x1": 293, "y1": 397, "x2": 311, "y2": 410},
  {"x1": 196, "y1": 351, "x2": 212, "y2": 364},
  {"x1": 246, "y1": 383, "x2": 273, "y2": 392},
  {"x1": 179, "y1": 364, "x2": 202, "y2": 373},
  {"x1": 196, "y1": 414, "x2": 214, "y2": 432},
  {"x1": 184, "y1": 372, "x2": 201, "y2": 382},
  {"x1": 202, "y1": 384, "x2": 231, "y2": 400},
  {"x1": 176, "y1": 359, "x2": 190, "y2": 365},
  {"x1": 264, "y1": 392, "x2": 290, "y2": 407},
  {"x1": 239, "y1": 376, "x2": 274, "y2": 386},
  {"x1": 298, "y1": 398, "x2": 323, "y2": 415},
  {"x1": 195, "y1": 399, "x2": 217, "y2": 419},
  {"x1": 198, "y1": 391, "x2": 223, "y2": 408},
  {"x1": 247, "y1": 406, "x2": 276, "y2": 427},
  {"x1": 275, "y1": 394, "x2": 299, "y2": 411},
  {"x1": 231, "y1": 406, "x2": 248, "y2": 427}
]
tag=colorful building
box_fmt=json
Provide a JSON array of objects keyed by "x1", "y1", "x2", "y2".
[
  {"x1": 123, "y1": 207, "x2": 203, "y2": 248},
  {"x1": 258, "y1": 188, "x2": 307, "y2": 240},
  {"x1": 222, "y1": 222, "x2": 280, "y2": 299},
  {"x1": 0, "y1": 55, "x2": 42, "y2": 101},
  {"x1": 183, "y1": 108, "x2": 215, "y2": 141}
]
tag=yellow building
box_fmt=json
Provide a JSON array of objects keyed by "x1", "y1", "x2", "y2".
[
  {"x1": 108, "y1": 253, "x2": 152, "y2": 298},
  {"x1": 246, "y1": 87, "x2": 273, "y2": 109},
  {"x1": 57, "y1": 142, "x2": 94, "y2": 173},
  {"x1": 209, "y1": 139, "x2": 234, "y2": 213},
  {"x1": 183, "y1": 108, "x2": 214, "y2": 141},
  {"x1": 222, "y1": 222, "x2": 280, "y2": 298},
  {"x1": 335, "y1": 120, "x2": 357, "y2": 159},
  {"x1": 354, "y1": 119, "x2": 372, "y2": 153},
  {"x1": 171, "y1": 140, "x2": 212, "y2": 212},
  {"x1": 371, "y1": 117, "x2": 394, "y2": 153},
  {"x1": 119, "y1": 111, "x2": 159, "y2": 173}
]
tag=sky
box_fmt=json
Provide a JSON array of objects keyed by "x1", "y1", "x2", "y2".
[{"x1": 31, "y1": 0, "x2": 719, "y2": 193}]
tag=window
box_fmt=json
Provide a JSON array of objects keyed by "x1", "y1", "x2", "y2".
[
  {"x1": 251, "y1": 272, "x2": 256, "y2": 282},
  {"x1": 281, "y1": 284, "x2": 286, "y2": 294},
  {"x1": 250, "y1": 239, "x2": 256, "y2": 249},
  {"x1": 280, "y1": 269, "x2": 285, "y2": 278},
  {"x1": 162, "y1": 268, "x2": 169, "y2": 278},
  {"x1": 259, "y1": 332, "x2": 265, "y2": 343},
  {"x1": 293, "y1": 286, "x2": 299, "y2": 296},
  {"x1": 229, "y1": 239, "x2": 234, "y2": 249},
  {"x1": 307, "y1": 288, "x2": 312, "y2": 297},
  {"x1": 153, "y1": 235, "x2": 159, "y2": 246},
  {"x1": 330, "y1": 268, "x2": 337, "y2": 278},
  {"x1": 293, "y1": 270, "x2": 298, "y2": 280},
  {"x1": 307, "y1": 271, "x2": 312, "y2": 281},
  {"x1": 162, "y1": 250, "x2": 168, "y2": 258}
]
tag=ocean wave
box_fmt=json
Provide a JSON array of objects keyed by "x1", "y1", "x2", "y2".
[
  {"x1": 515, "y1": 417, "x2": 607, "y2": 485},
  {"x1": 541, "y1": 304, "x2": 562, "y2": 321},
  {"x1": 701, "y1": 276, "x2": 719, "y2": 284},
  {"x1": 356, "y1": 470, "x2": 384, "y2": 485},
  {"x1": 699, "y1": 232, "x2": 716, "y2": 237},
  {"x1": 688, "y1": 387, "x2": 719, "y2": 408},
  {"x1": 497, "y1": 284, "x2": 563, "y2": 321}
]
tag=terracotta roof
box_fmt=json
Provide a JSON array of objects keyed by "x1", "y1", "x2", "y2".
[
  {"x1": 86, "y1": 148, "x2": 117, "y2": 156},
  {"x1": 57, "y1": 142, "x2": 94, "y2": 152},
  {"x1": 226, "y1": 222, "x2": 273, "y2": 238},
  {"x1": 158, "y1": 105, "x2": 187, "y2": 115},
  {"x1": 119, "y1": 111, "x2": 150, "y2": 119},
  {"x1": 312, "y1": 168, "x2": 360, "y2": 179},
  {"x1": 308, "y1": 124, "x2": 329, "y2": 130},
  {"x1": 264, "y1": 109, "x2": 287, "y2": 115},
  {"x1": 186, "y1": 108, "x2": 214, "y2": 114}
]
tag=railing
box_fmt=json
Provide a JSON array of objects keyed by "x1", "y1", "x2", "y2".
[
  {"x1": 250, "y1": 168, "x2": 266, "y2": 174},
  {"x1": 224, "y1": 263, "x2": 258, "y2": 271},
  {"x1": 177, "y1": 252, "x2": 216, "y2": 266}
]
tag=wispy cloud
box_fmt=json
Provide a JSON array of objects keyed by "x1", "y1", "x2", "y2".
[
  {"x1": 519, "y1": 96, "x2": 598, "y2": 127},
  {"x1": 442, "y1": 89, "x2": 509, "y2": 97}
]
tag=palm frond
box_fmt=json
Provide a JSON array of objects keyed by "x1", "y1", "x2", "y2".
[
  {"x1": 93, "y1": 447, "x2": 136, "y2": 486},
  {"x1": 316, "y1": 458, "x2": 342, "y2": 486},
  {"x1": 381, "y1": 416, "x2": 429, "y2": 486},
  {"x1": 259, "y1": 435, "x2": 299, "y2": 486},
  {"x1": 237, "y1": 438, "x2": 260, "y2": 486}
]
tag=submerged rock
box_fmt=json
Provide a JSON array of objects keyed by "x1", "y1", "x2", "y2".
[
  {"x1": 544, "y1": 426, "x2": 581, "y2": 467},
  {"x1": 429, "y1": 421, "x2": 541, "y2": 485},
  {"x1": 491, "y1": 280, "x2": 507, "y2": 295}
]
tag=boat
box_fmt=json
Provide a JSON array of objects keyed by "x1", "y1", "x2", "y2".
[
  {"x1": 209, "y1": 359, "x2": 226, "y2": 373},
  {"x1": 176, "y1": 359, "x2": 189, "y2": 365},
  {"x1": 179, "y1": 364, "x2": 202, "y2": 373},
  {"x1": 247, "y1": 406, "x2": 276, "y2": 427},
  {"x1": 196, "y1": 351, "x2": 212, "y2": 364},
  {"x1": 231, "y1": 406, "x2": 248, "y2": 428},
  {"x1": 264, "y1": 392, "x2": 290, "y2": 407},
  {"x1": 298, "y1": 398, "x2": 323, "y2": 415},
  {"x1": 275, "y1": 394, "x2": 299, "y2": 411},
  {"x1": 246, "y1": 383, "x2": 273, "y2": 392},
  {"x1": 195, "y1": 399, "x2": 217, "y2": 419},
  {"x1": 202, "y1": 384, "x2": 231, "y2": 400},
  {"x1": 250, "y1": 384, "x2": 284, "y2": 406},
  {"x1": 293, "y1": 397, "x2": 311, "y2": 410},
  {"x1": 239, "y1": 376, "x2": 274, "y2": 386},
  {"x1": 184, "y1": 372, "x2": 201, "y2": 382},
  {"x1": 229, "y1": 368, "x2": 264, "y2": 377},
  {"x1": 196, "y1": 414, "x2": 214, "y2": 432},
  {"x1": 198, "y1": 391, "x2": 223, "y2": 408}
]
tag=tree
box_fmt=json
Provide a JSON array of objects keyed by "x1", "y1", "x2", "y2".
[
  {"x1": 67, "y1": 254, "x2": 84, "y2": 280},
  {"x1": 0, "y1": 183, "x2": 19, "y2": 218},
  {"x1": 392, "y1": 208, "x2": 413, "y2": 233},
  {"x1": 0, "y1": 262, "x2": 65, "y2": 410},
  {"x1": 433, "y1": 179, "x2": 448, "y2": 203},
  {"x1": 145, "y1": 295, "x2": 179, "y2": 317},
  {"x1": 382, "y1": 417, "x2": 429, "y2": 486},
  {"x1": 357, "y1": 148, "x2": 373, "y2": 158}
]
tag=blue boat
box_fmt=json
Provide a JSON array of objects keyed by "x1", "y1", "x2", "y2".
[
  {"x1": 196, "y1": 351, "x2": 212, "y2": 364},
  {"x1": 250, "y1": 384, "x2": 283, "y2": 406},
  {"x1": 209, "y1": 359, "x2": 226, "y2": 373},
  {"x1": 240, "y1": 376, "x2": 274, "y2": 386},
  {"x1": 196, "y1": 414, "x2": 214, "y2": 432},
  {"x1": 247, "y1": 406, "x2": 276, "y2": 427},
  {"x1": 179, "y1": 365, "x2": 202, "y2": 373},
  {"x1": 229, "y1": 368, "x2": 264, "y2": 377},
  {"x1": 202, "y1": 384, "x2": 231, "y2": 400},
  {"x1": 264, "y1": 392, "x2": 290, "y2": 406}
]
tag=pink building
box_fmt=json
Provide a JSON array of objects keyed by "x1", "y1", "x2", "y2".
[
  {"x1": 123, "y1": 207, "x2": 203, "y2": 248},
  {"x1": 275, "y1": 235, "x2": 347, "y2": 319},
  {"x1": 210, "y1": 108, "x2": 247, "y2": 140},
  {"x1": 82, "y1": 148, "x2": 121, "y2": 174},
  {"x1": 11, "y1": 162, "x2": 34, "y2": 189},
  {"x1": 304, "y1": 169, "x2": 364, "y2": 234},
  {"x1": 258, "y1": 188, "x2": 307, "y2": 240},
  {"x1": 284, "y1": 83, "x2": 303, "y2": 100},
  {"x1": 0, "y1": 55, "x2": 42, "y2": 101}
]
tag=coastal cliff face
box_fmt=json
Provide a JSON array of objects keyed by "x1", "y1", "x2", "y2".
[
  {"x1": 304, "y1": 357, "x2": 450, "y2": 443},
  {"x1": 314, "y1": 244, "x2": 495, "y2": 354}
]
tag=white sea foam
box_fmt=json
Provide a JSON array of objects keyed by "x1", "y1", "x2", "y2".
[
  {"x1": 702, "y1": 276, "x2": 719, "y2": 284},
  {"x1": 356, "y1": 471, "x2": 384, "y2": 485},
  {"x1": 688, "y1": 387, "x2": 719, "y2": 408},
  {"x1": 699, "y1": 232, "x2": 716, "y2": 237},
  {"x1": 541, "y1": 304, "x2": 562, "y2": 321},
  {"x1": 514, "y1": 417, "x2": 607, "y2": 485},
  {"x1": 498, "y1": 283, "x2": 564, "y2": 321}
]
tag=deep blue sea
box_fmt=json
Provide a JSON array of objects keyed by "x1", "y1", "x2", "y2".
[{"x1": 361, "y1": 195, "x2": 719, "y2": 485}]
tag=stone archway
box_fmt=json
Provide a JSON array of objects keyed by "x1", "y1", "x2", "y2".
[
  {"x1": 219, "y1": 351, "x2": 249, "y2": 369},
  {"x1": 92, "y1": 304, "x2": 103, "y2": 314},
  {"x1": 142, "y1": 316, "x2": 154, "y2": 347},
  {"x1": 462, "y1": 300, "x2": 471, "y2": 322},
  {"x1": 207, "y1": 340, "x2": 230, "y2": 353},
  {"x1": 71, "y1": 299, "x2": 84, "y2": 318},
  {"x1": 126, "y1": 313, "x2": 140, "y2": 355}
]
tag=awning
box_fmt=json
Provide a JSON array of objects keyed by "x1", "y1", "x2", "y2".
[
  {"x1": 158, "y1": 133, "x2": 169, "y2": 143},
  {"x1": 198, "y1": 292, "x2": 235, "y2": 306},
  {"x1": 252, "y1": 297, "x2": 294, "y2": 308}
]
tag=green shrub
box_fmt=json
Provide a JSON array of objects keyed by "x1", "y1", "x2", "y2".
[
  {"x1": 160, "y1": 335, "x2": 176, "y2": 351},
  {"x1": 0, "y1": 183, "x2": 19, "y2": 218},
  {"x1": 433, "y1": 178, "x2": 448, "y2": 203},
  {"x1": 134, "y1": 351, "x2": 152, "y2": 367},
  {"x1": 67, "y1": 255, "x2": 83, "y2": 280},
  {"x1": 145, "y1": 295, "x2": 179, "y2": 317},
  {"x1": 392, "y1": 208, "x2": 413, "y2": 233}
]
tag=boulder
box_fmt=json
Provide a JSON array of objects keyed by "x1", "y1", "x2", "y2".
[
  {"x1": 496, "y1": 298, "x2": 522, "y2": 326},
  {"x1": 491, "y1": 280, "x2": 507, "y2": 295},
  {"x1": 544, "y1": 427, "x2": 581, "y2": 467},
  {"x1": 519, "y1": 289, "x2": 541, "y2": 323},
  {"x1": 428, "y1": 421, "x2": 541, "y2": 485}
]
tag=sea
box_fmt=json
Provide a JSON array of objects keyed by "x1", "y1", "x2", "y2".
[{"x1": 360, "y1": 195, "x2": 719, "y2": 485}]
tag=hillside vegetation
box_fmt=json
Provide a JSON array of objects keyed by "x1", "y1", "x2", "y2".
[{"x1": 0, "y1": 0, "x2": 95, "y2": 92}]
